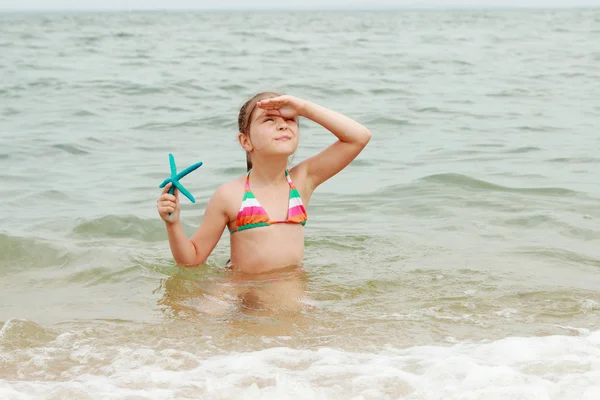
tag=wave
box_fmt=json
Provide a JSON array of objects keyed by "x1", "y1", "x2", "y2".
[
  {"x1": 547, "y1": 157, "x2": 600, "y2": 164},
  {"x1": 368, "y1": 174, "x2": 576, "y2": 202},
  {"x1": 132, "y1": 115, "x2": 232, "y2": 131},
  {"x1": 66, "y1": 265, "x2": 142, "y2": 287},
  {"x1": 419, "y1": 173, "x2": 576, "y2": 196},
  {"x1": 1, "y1": 318, "x2": 598, "y2": 399},
  {"x1": 364, "y1": 116, "x2": 413, "y2": 126},
  {"x1": 502, "y1": 146, "x2": 542, "y2": 154},
  {"x1": 1, "y1": 107, "x2": 20, "y2": 116},
  {"x1": 513, "y1": 246, "x2": 600, "y2": 269},
  {"x1": 0, "y1": 233, "x2": 69, "y2": 273},
  {"x1": 51, "y1": 143, "x2": 90, "y2": 155},
  {"x1": 71, "y1": 215, "x2": 169, "y2": 242}
]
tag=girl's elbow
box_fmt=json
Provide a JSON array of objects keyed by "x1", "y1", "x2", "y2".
[
  {"x1": 176, "y1": 258, "x2": 205, "y2": 267},
  {"x1": 358, "y1": 128, "x2": 372, "y2": 146},
  {"x1": 173, "y1": 250, "x2": 204, "y2": 267}
]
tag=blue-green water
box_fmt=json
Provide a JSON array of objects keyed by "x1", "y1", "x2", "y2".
[{"x1": 1, "y1": 9, "x2": 599, "y2": 399}]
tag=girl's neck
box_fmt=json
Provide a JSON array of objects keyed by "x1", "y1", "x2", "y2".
[{"x1": 249, "y1": 157, "x2": 288, "y2": 186}]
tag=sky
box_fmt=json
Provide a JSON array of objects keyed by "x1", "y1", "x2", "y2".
[{"x1": 1, "y1": 0, "x2": 599, "y2": 10}]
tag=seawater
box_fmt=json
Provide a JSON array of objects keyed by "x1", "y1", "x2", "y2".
[{"x1": 1, "y1": 9, "x2": 599, "y2": 399}]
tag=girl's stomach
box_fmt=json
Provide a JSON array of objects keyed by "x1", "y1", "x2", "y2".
[{"x1": 229, "y1": 224, "x2": 305, "y2": 274}]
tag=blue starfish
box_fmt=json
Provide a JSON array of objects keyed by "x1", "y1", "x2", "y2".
[{"x1": 158, "y1": 154, "x2": 203, "y2": 206}]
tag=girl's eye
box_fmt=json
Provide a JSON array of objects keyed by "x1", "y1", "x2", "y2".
[{"x1": 265, "y1": 118, "x2": 273, "y2": 122}]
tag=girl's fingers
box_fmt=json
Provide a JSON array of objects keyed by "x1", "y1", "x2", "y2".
[
  {"x1": 161, "y1": 182, "x2": 172, "y2": 194},
  {"x1": 159, "y1": 194, "x2": 176, "y2": 202},
  {"x1": 160, "y1": 183, "x2": 179, "y2": 197},
  {"x1": 258, "y1": 98, "x2": 287, "y2": 109},
  {"x1": 158, "y1": 200, "x2": 177, "y2": 211},
  {"x1": 267, "y1": 95, "x2": 287, "y2": 102},
  {"x1": 262, "y1": 104, "x2": 282, "y2": 111}
]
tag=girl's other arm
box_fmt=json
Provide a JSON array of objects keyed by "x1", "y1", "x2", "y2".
[{"x1": 298, "y1": 101, "x2": 371, "y2": 191}]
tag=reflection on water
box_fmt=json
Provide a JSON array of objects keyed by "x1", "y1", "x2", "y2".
[{"x1": 156, "y1": 265, "x2": 314, "y2": 336}]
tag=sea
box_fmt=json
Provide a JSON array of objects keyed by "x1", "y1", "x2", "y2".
[{"x1": 1, "y1": 8, "x2": 599, "y2": 400}]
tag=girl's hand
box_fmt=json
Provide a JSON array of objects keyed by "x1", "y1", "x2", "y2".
[
  {"x1": 157, "y1": 182, "x2": 180, "y2": 224},
  {"x1": 256, "y1": 95, "x2": 307, "y2": 119}
]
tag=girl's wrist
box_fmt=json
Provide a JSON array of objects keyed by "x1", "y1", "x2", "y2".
[{"x1": 299, "y1": 100, "x2": 315, "y2": 119}]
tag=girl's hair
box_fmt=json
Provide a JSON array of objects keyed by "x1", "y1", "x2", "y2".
[{"x1": 238, "y1": 91, "x2": 282, "y2": 171}]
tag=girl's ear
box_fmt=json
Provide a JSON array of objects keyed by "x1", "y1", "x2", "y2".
[{"x1": 238, "y1": 132, "x2": 253, "y2": 152}]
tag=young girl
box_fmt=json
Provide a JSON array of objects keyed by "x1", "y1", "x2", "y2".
[{"x1": 157, "y1": 92, "x2": 371, "y2": 274}]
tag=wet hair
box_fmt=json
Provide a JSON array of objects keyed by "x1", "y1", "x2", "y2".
[{"x1": 237, "y1": 91, "x2": 282, "y2": 171}]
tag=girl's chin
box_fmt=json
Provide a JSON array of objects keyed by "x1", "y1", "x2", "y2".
[
  {"x1": 265, "y1": 149, "x2": 297, "y2": 158},
  {"x1": 271, "y1": 141, "x2": 297, "y2": 151}
]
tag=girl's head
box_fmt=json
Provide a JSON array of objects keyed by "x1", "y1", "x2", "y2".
[{"x1": 237, "y1": 92, "x2": 299, "y2": 171}]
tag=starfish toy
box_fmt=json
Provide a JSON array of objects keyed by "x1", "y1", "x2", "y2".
[{"x1": 159, "y1": 154, "x2": 203, "y2": 215}]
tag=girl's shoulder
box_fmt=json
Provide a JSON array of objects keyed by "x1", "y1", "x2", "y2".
[
  {"x1": 223, "y1": 173, "x2": 246, "y2": 189},
  {"x1": 210, "y1": 173, "x2": 247, "y2": 212}
]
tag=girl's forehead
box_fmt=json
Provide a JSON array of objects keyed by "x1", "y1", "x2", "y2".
[{"x1": 251, "y1": 107, "x2": 267, "y2": 122}]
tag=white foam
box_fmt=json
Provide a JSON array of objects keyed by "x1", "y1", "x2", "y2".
[
  {"x1": 495, "y1": 308, "x2": 519, "y2": 318},
  {"x1": 1, "y1": 330, "x2": 600, "y2": 399}
]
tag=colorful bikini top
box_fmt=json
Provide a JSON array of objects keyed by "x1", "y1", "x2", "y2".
[{"x1": 229, "y1": 170, "x2": 308, "y2": 234}]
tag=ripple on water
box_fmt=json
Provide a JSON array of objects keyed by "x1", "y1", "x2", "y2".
[
  {"x1": 71, "y1": 215, "x2": 170, "y2": 243},
  {"x1": 512, "y1": 246, "x2": 600, "y2": 269},
  {"x1": 0, "y1": 233, "x2": 69, "y2": 273},
  {"x1": 420, "y1": 173, "x2": 577, "y2": 197},
  {"x1": 0, "y1": 318, "x2": 58, "y2": 351},
  {"x1": 51, "y1": 143, "x2": 90, "y2": 155}
]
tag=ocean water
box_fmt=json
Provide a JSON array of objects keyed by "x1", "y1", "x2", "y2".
[{"x1": 1, "y1": 8, "x2": 600, "y2": 399}]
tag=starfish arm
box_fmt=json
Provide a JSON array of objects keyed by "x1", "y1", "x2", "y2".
[
  {"x1": 158, "y1": 178, "x2": 177, "y2": 194},
  {"x1": 173, "y1": 180, "x2": 196, "y2": 203},
  {"x1": 175, "y1": 161, "x2": 203, "y2": 180},
  {"x1": 159, "y1": 178, "x2": 177, "y2": 195},
  {"x1": 158, "y1": 178, "x2": 171, "y2": 188},
  {"x1": 169, "y1": 153, "x2": 177, "y2": 178}
]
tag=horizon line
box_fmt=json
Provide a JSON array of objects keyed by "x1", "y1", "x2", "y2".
[{"x1": 1, "y1": 5, "x2": 599, "y2": 12}]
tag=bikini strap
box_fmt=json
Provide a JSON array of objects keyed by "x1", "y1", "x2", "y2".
[{"x1": 244, "y1": 170, "x2": 251, "y2": 190}]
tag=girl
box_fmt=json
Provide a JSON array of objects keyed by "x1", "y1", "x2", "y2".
[{"x1": 157, "y1": 92, "x2": 371, "y2": 274}]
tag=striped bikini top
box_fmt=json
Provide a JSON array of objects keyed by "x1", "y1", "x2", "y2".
[{"x1": 229, "y1": 170, "x2": 308, "y2": 234}]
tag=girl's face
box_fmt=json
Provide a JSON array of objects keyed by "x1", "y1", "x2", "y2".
[{"x1": 241, "y1": 106, "x2": 299, "y2": 158}]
